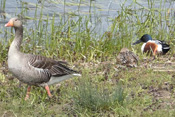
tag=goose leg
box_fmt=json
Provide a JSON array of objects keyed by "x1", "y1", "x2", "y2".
[
  {"x1": 25, "y1": 86, "x2": 31, "y2": 100},
  {"x1": 45, "y1": 85, "x2": 52, "y2": 98}
]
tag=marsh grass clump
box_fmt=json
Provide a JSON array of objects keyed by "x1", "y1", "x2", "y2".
[{"x1": 72, "y1": 76, "x2": 127, "y2": 112}]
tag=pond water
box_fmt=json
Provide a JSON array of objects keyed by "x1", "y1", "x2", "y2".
[{"x1": 0, "y1": 0, "x2": 175, "y2": 38}]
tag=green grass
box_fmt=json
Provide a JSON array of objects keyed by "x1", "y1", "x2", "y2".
[
  {"x1": 1, "y1": 0, "x2": 175, "y2": 116},
  {"x1": 1, "y1": 58, "x2": 175, "y2": 116}
]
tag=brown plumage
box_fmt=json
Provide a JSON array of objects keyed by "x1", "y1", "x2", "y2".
[
  {"x1": 143, "y1": 42, "x2": 158, "y2": 55},
  {"x1": 116, "y1": 48, "x2": 139, "y2": 67}
]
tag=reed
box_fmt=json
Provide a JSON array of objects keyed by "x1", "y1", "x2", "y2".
[
  {"x1": 0, "y1": 0, "x2": 6, "y2": 11},
  {"x1": 1, "y1": 0, "x2": 174, "y2": 62}
]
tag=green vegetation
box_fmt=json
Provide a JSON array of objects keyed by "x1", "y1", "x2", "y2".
[{"x1": 1, "y1": 0, "x2": 175, "y2": 116}]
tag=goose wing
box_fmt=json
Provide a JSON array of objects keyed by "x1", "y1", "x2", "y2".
[{"x1": 28, "y1": 55, "x2": 77, "y2": 77}]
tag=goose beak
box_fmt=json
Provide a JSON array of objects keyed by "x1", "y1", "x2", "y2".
[
  {"x1": 5, "y1": 20, "x2": 13, "y2": 27},
  {"x1": 132, "y1": 39, "x2": 142, "y2": 45}
]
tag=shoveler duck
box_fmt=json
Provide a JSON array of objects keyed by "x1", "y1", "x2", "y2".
[
  {"x1": 5, "y1": 18, "x2": 81, "y2": 100},
  {"x1": 133, "y1": 34, "x2": 170, "y2": 56}
]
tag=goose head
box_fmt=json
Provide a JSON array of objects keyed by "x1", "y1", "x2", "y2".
[{"x1": 5, "y1": 17, "x2": 22, "y2": 28}]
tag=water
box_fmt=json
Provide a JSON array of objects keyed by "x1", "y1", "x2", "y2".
[{"x1": 0, "y1": 0, "x2": 175, "y2": 38}]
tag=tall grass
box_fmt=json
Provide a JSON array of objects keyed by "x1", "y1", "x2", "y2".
[
  {"x1": 1, "y1": 0, "x2": 175, "y2": 62},
  {"x1": 0, "y1": 0, "x2": 6, "y2": 11}
]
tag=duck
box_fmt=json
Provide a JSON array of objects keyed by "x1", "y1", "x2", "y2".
[
  {"x1": 5, "y1": 17, "x2": 81, "y2": 100},
  {"x1": 132, "y1": 34, "x2": 170, "y2": 56},
  {"x1": 116, "y1": 48, "x2": 139, "y2": 67}
]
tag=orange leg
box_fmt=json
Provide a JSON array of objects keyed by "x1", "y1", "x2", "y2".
[
  {"x1": 45, "y1": 85, "x2": 52, "y2": 98},
  {"x1": 25, "y1": 86, "x2": 31, "y2": 100}
]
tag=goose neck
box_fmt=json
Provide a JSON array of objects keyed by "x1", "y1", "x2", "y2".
[{"x1": 8, "y1": 27, "x2": 23, "y2": 55}]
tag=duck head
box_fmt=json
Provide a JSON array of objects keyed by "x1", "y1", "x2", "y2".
[{"x1": 133, "y1": 34, "x2": 152, "y2": 45}]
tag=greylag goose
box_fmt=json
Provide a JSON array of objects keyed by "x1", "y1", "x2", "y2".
[{"x1": 5, "y1": 18, "x2": 81, "y2": 100}]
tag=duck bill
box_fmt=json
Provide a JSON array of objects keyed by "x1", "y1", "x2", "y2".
[
  {"x1": 132, "y1": 40, "x2": 142, "y2": 45},
  {"x1": 5, "y1": 20, "x2": 13, "y2": 27}
]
